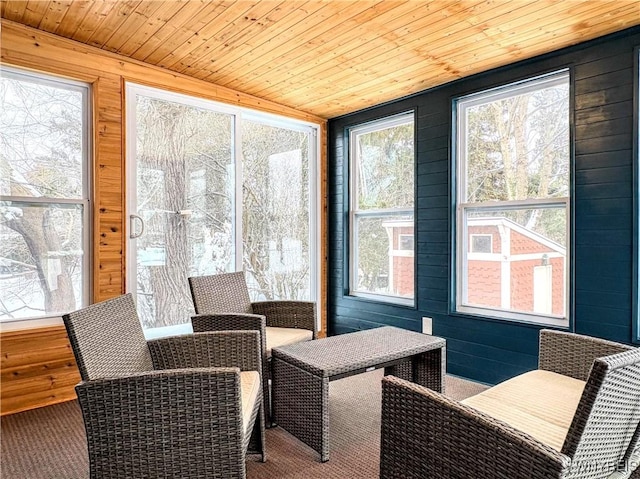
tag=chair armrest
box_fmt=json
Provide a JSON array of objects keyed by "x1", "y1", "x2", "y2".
[
  {"x1": 76, "y1": 368, "x2": 246, "y2": 478},
  {"x1": 251, "y1": 300, "x2": 317, "y2": 337},
  {"x1": 191, "y1": 312, "x2": 265, "y2": 333},
  {"x1": 148, "y1": 330, "x2": 262, "y2": 373},
  {"x1": 380, "y1": 376, "x2": 571, "y2": 479},
  {"x1": 539, "y1": 329, "x2": 634, "y2": 381}
]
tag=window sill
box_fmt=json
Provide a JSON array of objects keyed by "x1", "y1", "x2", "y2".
[
  {"x1": 454, "y1": 305, "x2": 569, "y2": 329},
  {"x1": 347, "y1": 291, "x2": 415, "y2": 308},
  {"x1": 0, "y1": 315, "x2": 64, "y2": 333}
]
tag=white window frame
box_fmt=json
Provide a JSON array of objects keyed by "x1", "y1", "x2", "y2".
[
  {"x1": 349, "y1": 113, "x2": 415, "y2": 306},
  {"x1": 454, "y1": 71, "x2": 570, "y2": 326},
  {"x1": 125, "y1": 83, "x2": 321, "y2": 335},
  {"x1": 0, "y1": 66, "x2": 92, "y2": 324}
]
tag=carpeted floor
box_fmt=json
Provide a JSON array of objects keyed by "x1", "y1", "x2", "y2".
[{"x1": 1, "y1": 370, "x2": 487, "y2": 479}]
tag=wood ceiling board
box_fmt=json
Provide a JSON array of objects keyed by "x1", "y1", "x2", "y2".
[
  {"x1": 52, "y1": 0, "x2": 93, "y2": 36},
  {"x1": 157, "y1": 0, "x2": 265, "y2": 70},
  {"x1": 129, "y1": 1, "x2": 212, "y2": 60},
  {"x1": 66, "y1": 1, "x2": 118, "y2": 44},
  {"x1": 243, "y1": 0, "x2": 446, "y2": 98},
  {"x1": 223, "y1": 1, "x2": 415, "y2": 92},
  {"x1": 265, "y1": 0, "x2": 598, "y2": 101},
  {"x1": 304, "y1": 0, "x2": 596, "y2": 93},
  {"x1": 199, "y1": 1, "x2": 337, "y2": 86},
  {"x1": 444, "y1": 1, "x2": 640, "y2": 72},
  {"x1": 0, "y1": 1, "x2": 26, "y2": 23},
  {"x1": 171, "y1": 0, "x2": 286, "y2": 74},
  {"x1": 193, "y1": 0, "x2": 323, "y2": 78},
  {"x1": 20, "y1": 0, "x2": 50, "y2": 28},
  {"x1": 109, "y1": 1, "x2": 188, "y2": 56},
  {"x1": 2, "y1": 0, "x2": 640, "y2": 119},
  {"x1": 209, "y1": 0, "x2": 393, "y2": 89},
  {"x1": 249, "y1": 0, "x2": 494, "y2": 100},
  {"x1": 84, "y1": 1, "x2": 143, "y2": 48},
  {"x1": 175, "y1": 1, "x2": 321, "y2": 77},
  {"x1": 141, "y1": 0, "x2": 235, "y2": 65},
  {"x1": 100, "y1": 1, "x2": 168, "y2": 53},
  {"x1": 288, "y1": 1, "x2": 640, "y2": 114},
  {"x1": 38, "y1": 0, "x2": 74, "y2": 32}
]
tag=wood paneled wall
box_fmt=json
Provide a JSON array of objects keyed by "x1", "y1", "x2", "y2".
[
  {"x1": 1, "y1": 326, "x2": 81, "y2": 415},
  {"x1": 0, "y1": 19, "x2": 327, "y2": 415},
  {"x1": 328, "y1": 26, "x2": 640, "y2": 385}
]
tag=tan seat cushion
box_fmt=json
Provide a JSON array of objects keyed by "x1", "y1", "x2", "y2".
[
  {"x1": 265, "y1": 327, "x2": 313, "y2": 357},
  {"x1": 461, "y1": 369, "x2": 585, "y2": 451},
  {"x1": 240, "y1": 370, "x2": 261, "y2": 435}
]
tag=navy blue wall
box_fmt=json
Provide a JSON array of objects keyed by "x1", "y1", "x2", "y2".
[{"x1": 327, "y1": 27, "x2": 640, "y2": 385}]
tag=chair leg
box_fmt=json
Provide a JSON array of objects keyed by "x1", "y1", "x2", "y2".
[
  {"x1": 248, "y1": 401, "x2": 267, "y2": 462},
  {"x1": 259, "y1": 402, "x2": 267, "y2": 463},
  {"x1": 266, "y1": 360, "x2": 275, "y2": 428}
]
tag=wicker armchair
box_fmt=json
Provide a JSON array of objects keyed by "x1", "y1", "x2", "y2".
[
  {"x1": 62, "y1": 293, "x2": 265, "y2": 479},
  {"x1": 188, "y1": 271, "x2": 317, "y2": 424},
  {"x1": 380, "y1": 329, "x2": 640, "y2": 479}
]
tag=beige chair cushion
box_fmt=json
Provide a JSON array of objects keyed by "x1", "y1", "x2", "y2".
[
  {"x1": 461, "y1": 370, "x2": 586, "y2": 451},
  {"x1": 265, "y1": 327, "x2": 313, "y2": 357},
  {"x1": 240, "y1": 370, "x2": 261, "y2": 435}
]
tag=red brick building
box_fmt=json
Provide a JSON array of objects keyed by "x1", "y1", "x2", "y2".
[
  {"x1": 464, "y1": 218, "x2": 565, "y2": 316},
  {"x1": 382, "y1": 220, "x2": 414, "y2": 297},
  {"x1": 384, "y1": 217, "x2": 566, "y2": 316}
]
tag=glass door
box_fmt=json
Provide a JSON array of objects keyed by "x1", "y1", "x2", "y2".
[
  {"x1": 241, "y1": 118, "x2": 314, "y2": 301},
  {"x1": 126, "y1": 84, "x2": 236, "y2": 334}
]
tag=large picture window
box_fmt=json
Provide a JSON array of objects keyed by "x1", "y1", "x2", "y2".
[
  {"x1": 349, "y1": 113, "x2": 415, "y2": 305},
  {"x1": 126, "y1": 84, "x2": 318, "y2": 333},
  {"x1": 455, "y1": 71, "x2": 570, "y2": 325},
  {"x1": 0, "y1": 68, "x2": 90, "y2": 322}
]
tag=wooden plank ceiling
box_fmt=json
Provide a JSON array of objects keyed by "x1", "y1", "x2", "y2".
[{"x1": 2, "y1": 0, "x2": 640, "y2": 119}]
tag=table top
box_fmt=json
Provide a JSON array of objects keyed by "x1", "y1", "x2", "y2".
[{"x1": 272, "y1": 326, "x2": 445, "y2": 378}]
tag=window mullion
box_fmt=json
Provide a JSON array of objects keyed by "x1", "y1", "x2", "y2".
[
  {"x1": 0, "y1": 196, "x2": 87, "y2": 205},
  {"x1": 234, "y1": 113, "x2": 243, "y2": 272},
  {"x1": 461, "y1": 198, "x2": 568, "y2": 211}
]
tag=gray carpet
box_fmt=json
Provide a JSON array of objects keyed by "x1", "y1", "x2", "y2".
[{"x1": 1, "y1": 370, "x2": 487, "y2": 478}]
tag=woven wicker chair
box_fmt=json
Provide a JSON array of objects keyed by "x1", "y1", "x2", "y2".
[
  {"x1": 617, "y1": 424, "x2": 640, "y2": 479},
  {"x1": 188, "y1": 271, "x2": 317, "y2": 424},
  {"x1": 63, "y1": 293, "x2": 265, "y2": 479},
  {"x1": 380, "y1": 329, "x2": 640, "y2": 479}
]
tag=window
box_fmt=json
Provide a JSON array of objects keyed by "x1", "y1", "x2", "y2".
[
  {"x1": 455, "y1": 71, "x2": 570, "y2": 325},
  {"x1": 242, "y1": 119, "x2": 314, "y2": 302},
  {"x1": 398, "y1": 234, "x2": 414, "y2": 251},
  {"x1": 0, "y1": 68, "x2": 90, "y2": 322},
  {"x1": 470, "y1": 234, "x2": 492, "y2": 254},
  {"x1": 126, "y1": 84, "x2": 318, "y2": 333},
  {"x1": 349, "y1": 113, "x2": 415, "y2": 305}
]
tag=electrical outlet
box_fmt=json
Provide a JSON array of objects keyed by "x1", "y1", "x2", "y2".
[{"x1": 422, "y1": 316, "x2": 433, "y2": 335}]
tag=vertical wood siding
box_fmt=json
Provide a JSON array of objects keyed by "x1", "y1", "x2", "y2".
[{"x1": 328, "y1": 26, "x2": 640, "y2": 385}]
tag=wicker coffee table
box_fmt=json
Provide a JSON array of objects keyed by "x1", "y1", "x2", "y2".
[{"x1": 271, "y1": 326, "x2": 446, "y2": 462}]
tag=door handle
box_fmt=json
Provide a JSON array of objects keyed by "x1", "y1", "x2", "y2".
[{"x1": 129, "y1": 214, "x2": 145, "y2": 239}]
